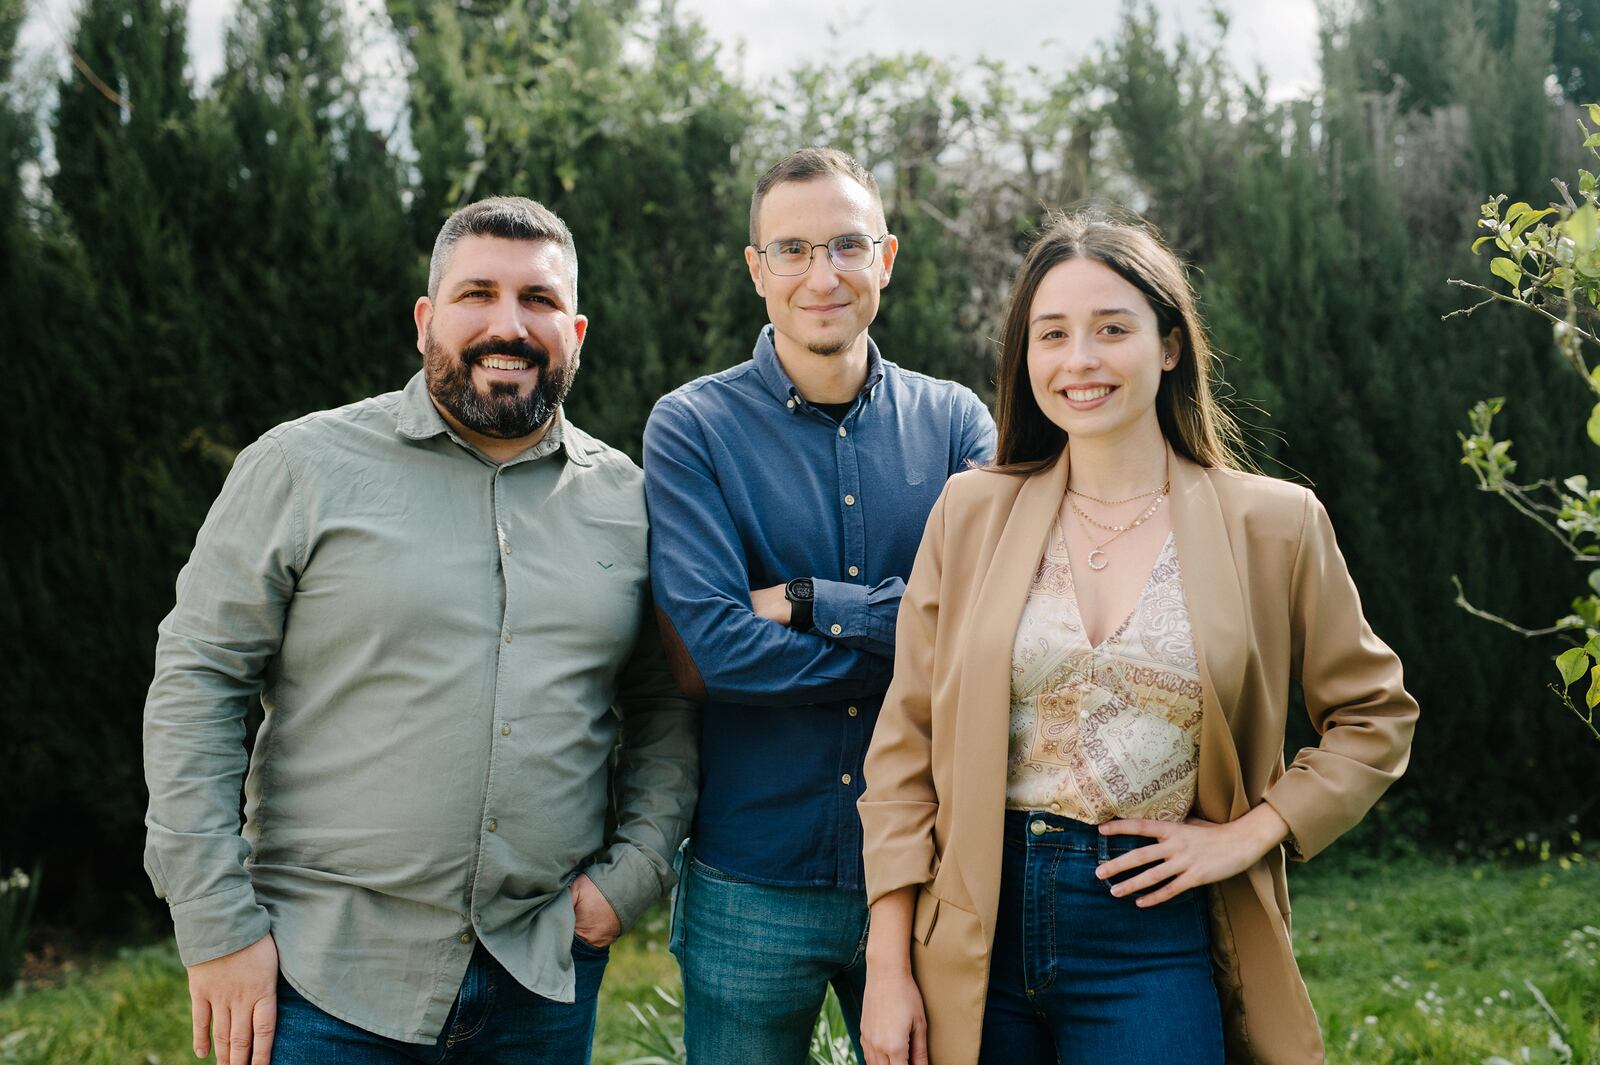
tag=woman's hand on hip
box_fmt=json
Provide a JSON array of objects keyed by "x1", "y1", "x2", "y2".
[
  {"x1": 1095, "y1": 803, "x2": 1291, "y2": 907},
  {"x1": 860, "y1": 967, "x2": 930, "y2": 1065}
]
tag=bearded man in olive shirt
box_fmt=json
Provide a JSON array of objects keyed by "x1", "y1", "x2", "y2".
[{"x1": 142, "y1": 197, "x2": 696, "y2": 1065}]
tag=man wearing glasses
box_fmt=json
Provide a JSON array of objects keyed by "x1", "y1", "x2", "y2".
[{"x1": 643, "y1": 147, "x2": 995, "y2": 1063}]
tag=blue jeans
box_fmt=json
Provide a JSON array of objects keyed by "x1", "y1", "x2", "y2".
[
  {"x1": 978, "y1": 810, "x2": 1224, "y2": 1065},
  {"x1": 272, "y1": 939, "x2": 608, "y2": 1064},
  {"x1": 671, "y1": 854, "x2": 868, "y2": 1065}
]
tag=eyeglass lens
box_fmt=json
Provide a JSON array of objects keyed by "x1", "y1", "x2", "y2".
[{"x1": 763, "y1": 234, "x2": 876, "y2": 275}]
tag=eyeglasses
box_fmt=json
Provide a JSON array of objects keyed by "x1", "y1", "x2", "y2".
[{"x1": 756, "y1": 233, "x2": 887, "y2": 276}]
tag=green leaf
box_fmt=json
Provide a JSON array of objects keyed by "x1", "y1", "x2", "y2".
[
  {"x1": 1586, "y1": 663, "x2": 1600, "y2": 707},
  {"x1": 1587, "y1": 133, "x2": 1600, "y2": 148},
  {"x1": 1511, "y1": 207, "x2": 1556, "y2": 239},
  {"x1": 1589, "y1": 103, "x2": 1600, "y2": 126},
  {"x1": 1587, "y1": 401, "x2": 1600, "y2": 445},
  {"x1": 1490, "y1": 257, "x2": 1523, "y2": 286},
  {"x1": 1566, "y1": 474, "x2": 1590, "y2": 494},
  {"x1": 1505, "y1": 201, "x2": 1531, "y2": 226},
  {"x1": 1472, "y1": 236, "x2": 1493, "y2": 254},
  {"x1": 1589, "y1": 568, "x2": 1600, "y2": 595},
  {"x1": 1557, "y1": 646, "x2": 1589, "y2": 686},
  {"x1": 1566, "y1": 204, "x2": 1598, "y2": 249}
]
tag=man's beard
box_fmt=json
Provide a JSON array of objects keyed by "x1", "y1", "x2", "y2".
[{"x1": 423, "y1": 331, "x2": 576, "y2": 440}]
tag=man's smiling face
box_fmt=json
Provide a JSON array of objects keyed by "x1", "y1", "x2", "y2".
[
  {"x1": 745, "y1": 173, "x2": 894, "y2": 361},
  {"x1": 415, "y1": 235, "x2": 587, "y2": 442}
]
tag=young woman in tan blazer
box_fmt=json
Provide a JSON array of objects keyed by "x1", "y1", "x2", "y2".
[{"x1": 856, "y1": 211, "x2": 1418, "y2": 1065}]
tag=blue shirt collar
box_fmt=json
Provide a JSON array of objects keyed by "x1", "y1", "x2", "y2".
[{"x1": 752, "y1": 325, "x2": 886, "y2": 412}]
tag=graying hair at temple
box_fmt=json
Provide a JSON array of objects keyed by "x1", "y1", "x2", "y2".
[{"x1": 427, "y1": 196, "x2": 579, "y2": 304}]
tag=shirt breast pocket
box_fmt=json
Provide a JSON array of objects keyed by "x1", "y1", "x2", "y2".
[{"x1": 508, "y1": 497, "x2": 649, "y2": 662}]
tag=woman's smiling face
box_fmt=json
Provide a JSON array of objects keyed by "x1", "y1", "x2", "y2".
[{"x1": 1025, "y1": 257, "x2": 1179, "y2": 445}]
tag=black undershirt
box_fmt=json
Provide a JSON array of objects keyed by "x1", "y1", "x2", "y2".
[{"x1": 813, "y1": 401, "x2": 853, "y2": 422}]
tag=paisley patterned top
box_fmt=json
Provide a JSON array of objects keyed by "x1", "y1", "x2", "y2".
[{"x1": 1006, "y1": 518, "x2": 1203, "y2": 822}]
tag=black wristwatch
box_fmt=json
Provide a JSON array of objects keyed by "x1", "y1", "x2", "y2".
[{"x1": 784, "y1": 577, "x2": 815, "y2": 632}]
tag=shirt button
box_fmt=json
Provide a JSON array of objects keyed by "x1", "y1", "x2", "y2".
[
  {"x1": 841, "y1": 773, "x2": 852, "y2": 785},
  {"x1": 504, "y1": 632, "x2": 513, "y2": 645},
  {"x1": 844, "y1": 494, "x2": 855, "y2": 506},
  {"x1": 502, "y1": 541, "x2": 511, "y2": 556},
  {"x1": 830, "y1": 623, "x2": 842, "y2": 635},
  {"x1": 838, "y1": 425, "x2": 847, "y2": 438},
  {"x1": 473, "y1": 913, "x2": 481, "y2": 924},
  {"x1": 459, "y1": 932, "x2": 472, "y2": 944},
  {"x1": 501, "y1": 723, "x2": 512, "y2": 736},
  {"x1": 848, "y1": 565, "x2": 859, "y2": 577},
  {"x1": 486, "y1": 818, "x2": 498, "y2": 832},
  {"x1": 847, "y1": 706, "x2": 858, "y2": 717}
]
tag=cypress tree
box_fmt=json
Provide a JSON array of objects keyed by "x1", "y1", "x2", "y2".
[
  {"x1": 0, "y1": 0, "x2": 54, "y2": 909},
  {"x1": 1553, "y1": 0, "x2": 1600, "y2": 101},
  {"x1": 8, "y1": 0, "x2": 209, "y2": 921},
  {"x1": 203, "y1": 0, "x2": 416, "y2": 426}
]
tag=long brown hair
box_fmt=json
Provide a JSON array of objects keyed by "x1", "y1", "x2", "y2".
[{"x1": 990, "y1": 209, "x2": 1248, "y2": 473}]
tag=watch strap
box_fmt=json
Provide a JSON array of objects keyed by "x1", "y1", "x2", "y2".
[{"x1": 785, "y1": 578, "x2": 815, "y2": 631}]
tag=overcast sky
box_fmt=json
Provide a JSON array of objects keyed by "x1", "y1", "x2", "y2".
[{"x1": 20, "y1": 0, "x2": 1322, "y2": 102}]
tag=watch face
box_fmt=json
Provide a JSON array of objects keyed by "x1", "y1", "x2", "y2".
[{"x1": 788, "y1": 578, "x2": 814, "y2": 601}]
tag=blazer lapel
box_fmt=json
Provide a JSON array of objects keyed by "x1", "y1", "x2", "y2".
[
  {"x1": 950, "y1": 457, "x2": 1070, "y2": 934},
  {"x1": 1168, "y1": 449, "x2": 1250, "y2": 821}
]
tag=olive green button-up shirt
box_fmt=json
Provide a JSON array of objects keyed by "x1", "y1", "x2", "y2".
[{"x1": 142, "y1": 372, "x2": 697, "y2": 1044}]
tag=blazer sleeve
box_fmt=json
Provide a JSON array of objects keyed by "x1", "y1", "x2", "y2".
[
  {"x1": 859, "y1": 483, "x2": 950, "y2": 907},
  {"x1": 1261, "y1": 490, "x2": 1419, "y2": 860}
]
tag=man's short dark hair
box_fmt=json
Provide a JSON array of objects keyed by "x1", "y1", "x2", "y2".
[
  {"x1": 748, "y1": 147, "x2": 884, "y2": 247},
  {"x1": 428, "y1": 196, "x2": 579, "y2": 304}
]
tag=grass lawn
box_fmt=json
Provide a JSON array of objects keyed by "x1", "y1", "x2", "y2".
[{"x1": 2, "y1": 853, "x2": 1596, "y2": 1064}]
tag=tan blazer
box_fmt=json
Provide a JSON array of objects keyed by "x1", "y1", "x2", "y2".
[{"x1": 859, "y1": 448, "x2": 1418, "y2": 1065}]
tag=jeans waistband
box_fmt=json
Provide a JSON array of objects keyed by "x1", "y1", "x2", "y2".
[{"x1": 1004, "y1": 808, "x2": 1158, "y2": 857}]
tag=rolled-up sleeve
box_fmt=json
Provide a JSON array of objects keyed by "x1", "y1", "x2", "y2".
[{"x1": 142, "y1": 436, "x2": 302, "y2": 966}]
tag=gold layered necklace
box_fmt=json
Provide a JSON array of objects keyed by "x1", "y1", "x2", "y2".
[{"x1": 1065, "y1": 472, "x2": 1170, "y2": 572}]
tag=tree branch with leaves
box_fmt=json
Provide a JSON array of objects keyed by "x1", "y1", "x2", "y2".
[{"x1": 1449, "y1": 103, "x2": 1600, "y2": 740}]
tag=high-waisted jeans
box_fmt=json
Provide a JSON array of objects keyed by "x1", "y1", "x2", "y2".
[{"x1": 977, "y1": 809, "x2": 1225, "y2": 1065}]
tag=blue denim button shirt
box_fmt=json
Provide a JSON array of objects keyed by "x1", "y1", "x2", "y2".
[{"x1": 643, "y1": 327, "x2": 995, "y2": 889}]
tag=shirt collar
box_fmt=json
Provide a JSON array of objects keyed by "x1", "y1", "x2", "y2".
[
  {"x1": 752, "y1": 324, "x2": 886, "y2": 411},
  {"x1": 393, "y1": 370, "x2": 591, "y2": 466}
]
